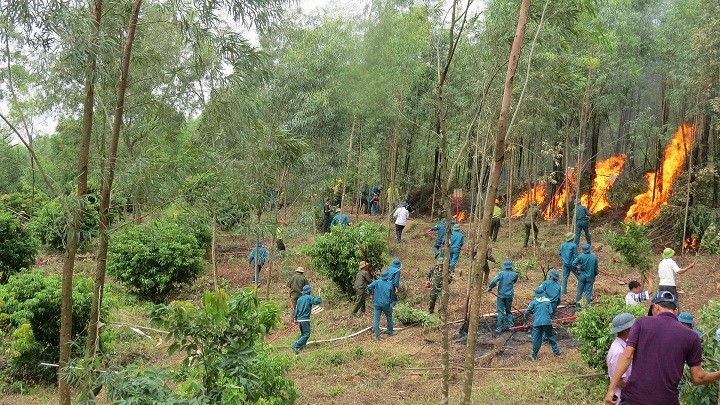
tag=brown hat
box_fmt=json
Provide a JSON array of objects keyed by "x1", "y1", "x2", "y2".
[
  {"x1": 295, "y1": 267, "x2": 305, "y2": 273},
  {"x1": 358, "y1": 261, "x2": 367, "y2": 269}
]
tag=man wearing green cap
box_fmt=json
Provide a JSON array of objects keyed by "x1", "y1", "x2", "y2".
[
  {"x1": 558, "y1": 232, "x2": 578, "y2": 295},
  {"x1": 523, "y1": 201, "x2": 540, "y2": 247},
  {"x1": 540, "y1": 269, "x2": 561, "y2": 317},
  {"x1": 351, "y1": 261, "x2": 372, "y2": 316},
  {"x1": 658, "y1": 247, "x2": 694, "y2": 302},
  {"x1": 487, "y1": 260, "x2": 519, "y2": 333},
  {"x1": 524, "y1": 286, "x2": 562, "y2": 360},
  {"x1": 573, "y1": 243, "x2": 599, "y2": 308},
  {"x1": 490, "y1": 199, "x2": 502, "y2": 242},
  {"x1": 426, "y1": 253, "x2": 446, "y2": 314},
  {"x1": 574, "y1": 200, "x2": 591, "y2": 245}
]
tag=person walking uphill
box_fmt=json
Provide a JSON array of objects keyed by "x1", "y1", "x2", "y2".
[
  {"x1": 291, "y1": 285, "x2": 322, "y2": 354},
  {"x1": 604, "y1": 291, "x2": 720, "y2": 405},
  {"x1": 574, "y1": 200, "x2": 591, "y2": 245},
  {"x1": 248, "y1": 240, "x2": 269, "y2": 286},
  {"x1": 540, "y1": 269, "x2": 561, "y2": 317},
  {"x1": 351, "y1": 261, "x2": 372, "y2": 316},
  {"x1": 525, "y1": 287, "x2": 562, "y2": 360},
  {"x1": 367, "y1": 271, "x2": 395, "y2": 341},
  {"x1": 426, "y1": 253, "x2": 446, "y2": 314},
  {"x1": 490, "y1": 199, "x2": 502, "y2": 242},
  {"x1": 573, "y1": 243, "x2": 598, "y2": 308},
  {"x1": 322, "y1": 198, "x2": 333, "y2": 233},
  {"x1": 657, "y1": 247, "x2": 694, "y2": 303},
  {"x1": 276, "y1": 219, "x2": 287, "y2": 253},
  {"x1": 558, "y1": 232, "x2": 578, "y2": 295},
  {"x1": 286, "y1": 267, "x2": 308, "y2": 312},
  {"x1": 449, "y1": 224, "x2": 465, "y2": 273},
  {"x1": 392, "y1": 201, "x2": 410, "y2": 243},
  {"x1": 487, "y1": 260, "x2": 519, "y2": 333},
  {"x1": 523, "y1": 201, "x2": 540, "y2": 247}
]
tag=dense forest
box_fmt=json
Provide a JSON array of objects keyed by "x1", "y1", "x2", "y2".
[{"x1": 1, "y1": 0, "x2": 719, "y2": 403}]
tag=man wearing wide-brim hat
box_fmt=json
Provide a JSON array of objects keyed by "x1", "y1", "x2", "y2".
[
  {"x1": 352, "y1": 261, "x2": 372, "y2": 316},
  {"x1": 607, "y1": 312, "x2": 635, "y2": 403},
  {"x1": 287, "y1": 267, "x2": 309, "y2": 311},
  {"x1": 657, "y1": 247, "x2": 694, "y2": 305}
]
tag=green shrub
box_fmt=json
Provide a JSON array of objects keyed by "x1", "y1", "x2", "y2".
[
  {"x1": 304, "y1": 221, "x2": 389, "y2": 296},
  {"x1": 26, "y1": 196, "x2": 99, "y2": 251},
  {"x1": 568, "y1": 295, "x2": 646, "y2": 372},
  {"x1": 163, "y1": 209, "x2": 212, "y2": 252},
  {"x1": 699, "y1": 222, "x2": 720, "y2": 254},
  {"x1": 0, "y1": 270, "x2": 96, "y2": 382},
  {"x1": 0, "y1": 186, "x2": 49, "y2": 216},
  {"x1": 0, "y1": 212, "x2": 37, "y2": 283},
  {"x1": 684, "y1": 205, "x2": 720, "y2": 254},
  {"x1": 146, "y1": 289, "x2": 296, "y2": 403},
  {"x1": 680, "y1": 300, "x2": 720, "y2": 404},
  {"x1": 107, "y1": 220, "x2": 205, "y2": 303},
  {"x1": 394, "y1": 303, "x2": 439, "y2": 327},
  {"x1": 609, "y1": 220, "x2": 653, "y2": 275}
]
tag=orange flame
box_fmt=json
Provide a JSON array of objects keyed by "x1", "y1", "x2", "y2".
[
  {"x1": 584, "y1": 153, "x2": 627, "y2": 213},
  {"x1": 543, "y1": 170, "x2": 577, "y2": 220},
  {"x1": 625, "y1": 124, "x2": 694, "y2": 224},
  {"x1": 454, "y1": 210, "x2": 466, "y2": 223},
  {"x1": 511, "y1": 184, "x2": 546, "y2": 218},
  {"x1": 683, "y1": 235, "x2": 698, "y2": 252}
]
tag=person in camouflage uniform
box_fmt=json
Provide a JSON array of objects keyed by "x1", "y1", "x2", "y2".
[
  {"x1": 523, "y1": 201, "x2": 540, "y2": 247},
  {"x1": 427, "y1": 253, "x2": 450, "y2": 314}
]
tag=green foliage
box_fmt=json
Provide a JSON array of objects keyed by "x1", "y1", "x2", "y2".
[
  {"x1": 0, "y1": 211, "x2": 37, "y2": 283},
  {"x1": 568, "y1": 295, "x2": 646, "y2": 373},
  {"x1": 107, "y1": 219, "x2": 205, "y2": 303},
  {"x1": 393, "y1": 303, "x2": 439, "y2": 327},
  {"x1": 609, "y1": 220, "x2": 653, "y2": 274},
  {"x1": 148, "y1": 289, "x2": 296, "y2": 404},
  {"x1": 0, "y1": 186, "x2": 49, "y2": 216},
  {"x1": 381, "y1": 354, "x2": 412, "y2": 371},
  {"x1": 304, "y1": 221, "x2": 389, "y2": 296},
  {"x1": 320, "y1": 346, "x2": 364, "y2": 367},
  {"x1": 26, "y1": 197, "x2": 99, "y2": 251},
  {"x1": 699, "y1": 222, "x2": 720, "y2": 254},
  {"x1": 0, "y1": 270, "x2": 95, "y2": 382},
  {"x1": 680, "y1": 300, "x2": 720, "y2": 404}
]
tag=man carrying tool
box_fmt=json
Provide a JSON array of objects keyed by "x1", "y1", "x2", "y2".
[
  {"x1": 559, "y1": 232, "x2": 578, "y2": 295},
  {"x1": 248, "y1": 240, "x2": 269, "y2": 286},
  {"x1": 449, "y1": 224, "x2": 464, "y2": 273},
  {"x1": 367, "y1": 271, "x2": 395, "y2": 341},
  {"x1": 524, "y1": 286, "x2": 562, "y2": 360},
  {"x1": 351, "y1": 261, "x2": 372, "y2": 317},
  {"x1": 291, "y1": 285, "x2": 323, "y2": 354},
  {"x1": 574, "y1": 199, "x2": 591, "y2": 245},
  {"x1": 540, "y1": 269, "x2": 561, "y2": 318},
  {"x1": 487, "y1": 260, "x2": 519, "y2": 333},
  {"x1": 286, "y1": 267, "x2": 308, "y2": 312},
  {"x1": 573, "y1": 243, "x2": 598, "y2": 308},
  {"x1": 490, "y1": 199, "x2": 502, "y2": 242},
  {"x1": 523, "y1": 201, "x2": 540, "y2": 248},
  {"x1": 657, "y1": 247, "x2": 694, "y2": 305}
]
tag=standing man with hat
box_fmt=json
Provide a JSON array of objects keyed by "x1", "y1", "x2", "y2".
[
  {"x1": 607, "y1": 312, "x2": 635, "y2": 403},
  {"x1": 286, "y1": 267, "x2": 308, "y2": 312},
  {"x1": 385, "y1": 258, "x2": 402, "y2": 307},
  {"x1": 367, "y1": 271, "x2": 395, "y2": 340},
  {"x1": 559, "y1": 232, "x2": 578, "y2": 295},
  {"x1": 392, "y1": 201, "x2": 410, "y2": 243},
  {"x1": 449, "y1": 223, "x2": 465, "y2": 273},
  {"x1": 604, "y1": 291, "x2": 720, "y2": 405},
  {"x1": 490, "y1": 199, "x2": 503, "y2": 242},
  {"x1": 487, "y1": 260, "x2": 519, "y2": 333},
  {"x1": 351, "y1": 261, "x2": 372, "y2": 316},
  {"x1": 426, "y1": 252, "x2": 446, "y2": 314},
  {"x1": 540, "y1": 269, "x2": 561, "y2": 317},
  {"x1": 291, "y1": 284, "x2": 322, "y2": 354},
  {"x1": 248, "y1": 240, "x2": 269, "y2": 286},
  {"x1": 524, "y1": 286, "x2": 562, "y2": 360},
  {"x1": 523, "y1": 201, "x2": 540, "y2": 248},
  {"x1": 678, "y1": 312, "x2": 702, "y2": 336},
  {"x1": 573, "y1": 243, "x2": 599, "y2": 308},
  {"x1": 574, "y1": 199, "x2": 591, "y2": 245},
  {"x1": 657, "y1": 247, "x2": 694, "y2": 303}
]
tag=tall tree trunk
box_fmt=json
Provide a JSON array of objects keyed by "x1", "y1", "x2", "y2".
[
  {"x1": 588, "y1": 110, "x2": 600, "y2": 208},
  {"x1": 461, "y1": 0, "x2": 531, "y2": 402},
  {"x1": 87, "y1": 0, "x2": 142, "y2": 360},
  {"x1": 58, "y1": 1, "x2": 102, "y2": 403}
]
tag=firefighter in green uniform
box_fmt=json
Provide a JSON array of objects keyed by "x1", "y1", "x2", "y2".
[
  {"x1": 286, "y1": 267, "x2": 308, "y2": 312},
  {"x1": 426, "y1": 252, "x2": 449, "y2": 314}
]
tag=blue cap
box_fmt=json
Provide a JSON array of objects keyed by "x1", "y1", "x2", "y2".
[
  {"x1": 392, "y1": 258, "x2": 401, "y2": 266},
  {"x1": 548, "y1": 269, "x2": 559, "y2": 280},
  {"x1": 503, "y1": 260, "x2": 513, "y2": 270},
  {"x1": 582, "y1": 244, "x2": 591, "y2": 253},
  {"x1": 380, "y1": 271, "x2": 389, "y2": 280},
  {"x1": 678, "y1": 312, "x2": 695, "y2": 325},
  {"x1": 534, "y1": 287, "x2": 545, "y2": 296},
  {"x1": 258, "y1": 240, "x2": 264, "y2": 247},
  {"x1": 302, "y1": 285, "x2": 312, "y2": 294}
]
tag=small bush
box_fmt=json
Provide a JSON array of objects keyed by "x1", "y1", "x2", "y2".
[
  {"x1": 26, "y1": 197, "x2": 99, "y2": 251},
  {"x1": 303, "y1": 221, "x2": 389, "y2": 296},
  {"x1": 0, "y1": 270, "x2": 96, "y2": 382},
  {"x1": 381, "y1": 354, "x2": 412, "y2": 371},
  {"x1": 568, "y1": 295, "x2": 646, "y2": 373},
  {"x1": 107, "y1": 220, "x2": 205, "y2": 303},
  {"x1": 680, "y1": 300, "x2": 720, "y2": 403},
  {"x1": 0, "y1": 212, "x2": 37, "y2": 283},
  {"x1": 609, "y1": 220, "x2": 653, "y2": 274},
  {"x1": 394, "y1": 303, "x2": 439, "y2": 327},
  {"x1": 0, "y1": 186, "x2": 49, "y2": 216}
]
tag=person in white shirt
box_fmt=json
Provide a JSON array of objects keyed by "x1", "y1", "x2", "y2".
[
  {"x1": 392, "y1": 201, "x2": 410, "y2": 243},
  {"x1": 625, "y1": 280, "x2": 651, "y2": 306},
  {"x1": 657, "y1": 247, "x2": 694, "y2": 303},
  {"x1": 607, "y1": 312, "x2": 635, "y2": 403}
]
